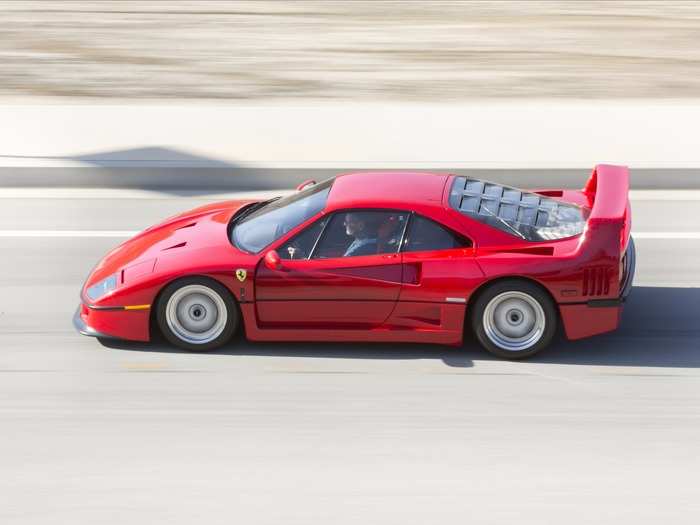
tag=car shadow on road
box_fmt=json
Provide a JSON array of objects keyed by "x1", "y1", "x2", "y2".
[
  {"x1": 532, "y1": 285, "x2": 700, "y2": 368},
  {"x1": 98, "y1": 286, "x2": 700, "y2": 369},
  {"x1": 99, "y1": 336, "x2": 476, "y2": 368}
]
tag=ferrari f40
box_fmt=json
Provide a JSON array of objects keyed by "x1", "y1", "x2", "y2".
[{"x1": 75, "y1": 165, "x2": 634, "y2": 359}]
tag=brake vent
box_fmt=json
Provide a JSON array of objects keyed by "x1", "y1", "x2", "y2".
[{"x1": 582, "y1": 267, "x2": 611, "y2": 296}]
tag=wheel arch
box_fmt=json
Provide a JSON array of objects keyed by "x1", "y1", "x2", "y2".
[
  {"x1": 465, "y1": 275, "x2": 559, "y2": 330},
  {"x1": 149, "y1": 273, "x2": 241, "y2": 340}
]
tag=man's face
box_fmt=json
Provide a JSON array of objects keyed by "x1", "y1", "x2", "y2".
[{"x1": 344, "y1": 213, "x2": 364, "y2": 236}]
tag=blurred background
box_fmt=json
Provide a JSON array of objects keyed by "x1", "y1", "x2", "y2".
[{"x1": 3, "y1": 0, "x2": 700, "y2": 101}]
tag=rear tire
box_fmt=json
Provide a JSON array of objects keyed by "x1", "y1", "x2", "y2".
[
  {"x1": 157, "y1": 277, "x2": 238, "y2": 351},
  {"x1": 471, "y1": 280, "x2": 557, "y2": 359}
]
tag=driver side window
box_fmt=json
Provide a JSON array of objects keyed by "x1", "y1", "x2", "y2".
[
  {"x1": 278, "y1": 217, "x2": 328, "y2": 260},
  {"x1": 313, "y1": 210, "x2": 409, "y2": 259}
]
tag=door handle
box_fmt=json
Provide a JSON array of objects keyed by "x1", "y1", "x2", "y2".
[{"x1": 382, "y1": 253, "x2": 399, "y2": 260}]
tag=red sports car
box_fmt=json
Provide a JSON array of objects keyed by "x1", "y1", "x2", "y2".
[{"x1": 74, "y1": 165, "x2": 634, "y2": 359}]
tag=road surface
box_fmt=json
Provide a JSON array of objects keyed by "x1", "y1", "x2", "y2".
[{"x1": 1, "y1": 187, "x2": 699, "y2": 524}]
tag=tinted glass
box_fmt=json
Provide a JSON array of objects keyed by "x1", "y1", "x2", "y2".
[
  {"x1": 231, "y1": 179, "x2": 332, "y2": 253},
  {"x1": 279, "y1": 216, "x2": 328, "y2": 259},
  {"x1": 403, "y1": 215, "x2": 469, "y2": 252},
  {"x1": 312, "y1": 210, "x2": 409, "y2": 259}
]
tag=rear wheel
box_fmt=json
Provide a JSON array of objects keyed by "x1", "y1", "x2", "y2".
[
  {"x1": 157, "y1": 277, "x2": 238, "y2": 351},
  {"x1": 471, "y1": 280, "x2": 557, "y2": 359}
]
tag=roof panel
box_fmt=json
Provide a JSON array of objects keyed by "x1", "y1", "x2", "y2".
[{"x1": 326, "y1": 171, "x2": 448, "y2": 210}]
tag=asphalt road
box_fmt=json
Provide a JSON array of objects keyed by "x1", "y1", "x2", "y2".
[{"x1": 1, "y1": 189, "x2": 700, "y2": 524}]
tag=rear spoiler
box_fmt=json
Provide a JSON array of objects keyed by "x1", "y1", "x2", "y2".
[{"x1": 582, "y1": 164, "x2": 631, "y2": 253}]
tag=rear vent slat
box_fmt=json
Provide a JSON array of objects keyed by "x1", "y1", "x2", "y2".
[{"x1": 582, "y1": 267, "x2": 611, "y2": 297}]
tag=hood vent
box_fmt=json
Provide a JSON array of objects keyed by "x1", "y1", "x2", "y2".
[
  {"x1": 175, "y1": 222, "x2": 197, "y2": 230},
  {"x1": 162, "y1": 241, "x2": 187, "y2": 251}
]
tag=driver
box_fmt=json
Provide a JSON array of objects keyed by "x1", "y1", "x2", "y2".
[{"x1": 343, "y1": 212, "x2": 378, "y2": 257}]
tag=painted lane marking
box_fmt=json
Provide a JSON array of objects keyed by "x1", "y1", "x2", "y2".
[
  {"x1": 0, "y1": 188, "x2": 291, "y2": 200},
  {"x1": 632, "y1": 232, "x2": 700, "y2": 239},
  {"x1": 0, "y1": 230, "x2": 139, "y2": 237},
  {"x1": 1, "y1": 188, "x2": 700, "y2": 201},
  {"x1": 0, "y1": 230, "x2": 700, "y2": 239}
]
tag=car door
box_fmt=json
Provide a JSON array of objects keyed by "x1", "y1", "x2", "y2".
[
  {"x1": 397, "y1": 213, "x2": 484, "y2": 306},
  {"x1": 255, "y1": 210, "x2": 410, "y2": 328}
]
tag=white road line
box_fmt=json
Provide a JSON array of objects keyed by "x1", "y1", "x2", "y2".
[
  {"x1": 0, "y1": 230, "x2": 699, "y2": 238},
  {"x1": 0, "y1": 188, "x2": 700, "y2": 200},
  {"x1": 0, "y1": 230, "x2": 138, "y2": 237},
  {"x1": 0, "y1": 188, "x2": 290, "y2": 200},
  {"x1": 629, "y1": 190, "x2": 700, "y2": 200},
  {"x1": 632, "y1": 232, "x2": 700, "y2": 239}
]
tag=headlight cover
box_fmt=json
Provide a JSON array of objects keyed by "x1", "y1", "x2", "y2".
[{"x1": 86, "y1": 273, "x2": 118, "y2": 301}]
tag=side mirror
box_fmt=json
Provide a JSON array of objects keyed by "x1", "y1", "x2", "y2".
[
  {"x1": 264, "y1": 250, "x2": 283, "y2": 271},
  {"x1": 296, "y1": 179, "x2": 316, "y2": 192}
]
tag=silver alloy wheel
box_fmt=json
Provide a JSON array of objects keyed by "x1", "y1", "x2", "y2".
[
  {"x1": 165, "y1": 284, "x2": 228, "y2": 345},
  {"x1": 482, "y1": 291, "x2": 546, "y2": 351}
]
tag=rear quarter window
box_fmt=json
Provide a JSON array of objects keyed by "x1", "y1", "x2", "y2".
[{"x1": 403, "y1": 215, "x2": 471, "y2": 252}]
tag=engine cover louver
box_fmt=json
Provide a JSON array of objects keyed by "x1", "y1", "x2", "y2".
[{"x1": 448, "y1": 177, "x2": 588, "y2": 241}]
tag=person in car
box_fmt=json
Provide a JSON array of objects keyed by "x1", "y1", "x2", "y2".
[{"x1": 343, "y1": 212, "x2": 378, "y2": 257}]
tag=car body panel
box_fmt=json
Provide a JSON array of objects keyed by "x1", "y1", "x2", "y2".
[
  {"x1": 255, "y1": 252, "x2": 404, "y2": 326},
  {"x1": 76, "y1": 166, "x2": 633, "y2": 347}
]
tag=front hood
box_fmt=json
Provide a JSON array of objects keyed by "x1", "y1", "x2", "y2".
[{"x1": 85, "y1": 199, "x2": 256, "y2": 289}]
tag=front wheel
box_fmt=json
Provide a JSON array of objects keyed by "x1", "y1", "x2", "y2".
[
  {"x1": 157, "y1": 277, "x2": 238, "y2": 351},
  {"x1": 471, "y1": 280, "x2": 557, "y2": 359}
]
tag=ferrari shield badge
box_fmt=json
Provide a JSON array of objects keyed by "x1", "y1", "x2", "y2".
[{"x1": 236, "y1": 269, "x2": 247, "y2": 282}]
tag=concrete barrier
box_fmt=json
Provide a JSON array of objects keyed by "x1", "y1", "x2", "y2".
[{"x1": 2, "y1": 101, "x2": 699, "y2": 188}]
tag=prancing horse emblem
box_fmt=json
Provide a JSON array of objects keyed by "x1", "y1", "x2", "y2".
[{"x1": 236, "y1": 269, "x2": 247, "y2": 282}]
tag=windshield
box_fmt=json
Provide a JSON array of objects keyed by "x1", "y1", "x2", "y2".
[{"x1": 231, "y1": 179, "x2": 333, "y2": 253}]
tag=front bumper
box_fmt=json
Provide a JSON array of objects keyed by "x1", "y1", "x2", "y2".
[
  {"x1": 73, "y1": 303, "x2": 151, "y2": 342},
  {"x1": 73, "y1": 305, "x2": 115, "y2": 339}
]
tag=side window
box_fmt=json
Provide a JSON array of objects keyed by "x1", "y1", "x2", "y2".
[
  {"x1": 312, "y1": 210, "x2": 409, "y2": 259},
  {"x1": 279, "y1": 216, "x2": 328, "y2": 259},
  {"x1": 403, "y1": 215, "x2": 471, "y2": 252}
]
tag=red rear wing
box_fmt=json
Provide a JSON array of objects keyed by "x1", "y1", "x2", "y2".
[{"x1": 583, "y1": 164, "x2": 631, "y2": 253}]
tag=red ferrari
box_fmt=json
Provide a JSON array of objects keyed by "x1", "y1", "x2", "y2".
[{"x1": 75, "y1": 165, "x2": 634, "y2": 359}]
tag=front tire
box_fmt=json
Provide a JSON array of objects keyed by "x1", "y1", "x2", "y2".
[
  {"x1": 157, "y1": 277, "x2": 238, "y2": 351},
  {"x1": 471, "y1": 280, "x2": 557, "y2": 359}
]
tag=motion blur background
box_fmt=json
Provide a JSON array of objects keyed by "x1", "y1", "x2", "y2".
[
  {"x1": 2, "y1": 2, "x2": 700, "y2": 524},
  {"x1": 4, "y1": 0, "x2": 700, "y2": 100}
]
